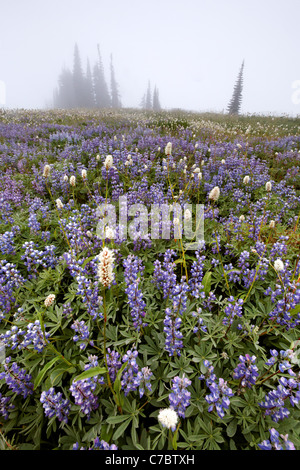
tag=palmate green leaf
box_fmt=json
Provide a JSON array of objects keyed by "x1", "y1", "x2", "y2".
[
  {"x1": 113, "y1": 361, "x2": 128, "y2": 394},
  {"x1": 106, "y1": 414, "x2": 132, "y2": 425},
  {"x1": 50, "y1": 368, "x2": 68, "y2": 387},
  {"x1": 73, "y1": 366, "x2": 107, "y2": 382},
  {"x1": 202, "y1": 271, "x2": 212, "y2": 295},
  {"x1": 226, "y1": 419, "x2": 238, "y2": 437},
  {"x1": 112, "y1": 417, "x2": 133, "y2": 440},
  {"x1": 33, "y1": 356, "x2": 61, "y2": 389}
]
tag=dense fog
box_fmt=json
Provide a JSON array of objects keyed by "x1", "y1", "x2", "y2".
[{"x1": 1, "y1": 0, "x2": 300, "y2": 115}]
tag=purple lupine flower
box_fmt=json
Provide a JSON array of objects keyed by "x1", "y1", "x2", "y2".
[
  {"x1": 69, "y1": 377, "x2": 99, "y2": 419},
  {"x1": 120, "y1": 349, "x2": 144, "y2": 396},
  {"x1": 164, "y1": 309, "x2": 183, "y2": 356},
  {"x1": 223, "y1": 296, "x2": 243, "y2": 326},
  {"x1": 0, "y1": 260, "x2": 26, "y2": 313},
  {"x1": 188, "y1": 250, "x2": 206, "y2": 299},
  {"x1": 21, "y1": 241, "x2": 57, "y2": 276},
  {"x1": 265, "y1": 349, "x2": 295, "y2": 374},
  {"x1": 233, "y1": 354, "x2": 259, "y2": 389},
  {"x1": 201, "y1": 360, "x2": 234, "y2": 419},
  {"x1": 163, "y1": 279, "x2": 189, "y2": 357},
  {"x1": 92, "y1": 437, "x2": 118, "y2": 450},
  {"x1": 136, "y1": 367, "x2": 153, "y2": 398},
  {"x1": 0, "y1": 230, "x2": 16, "y2": 255},
  {"x1": 73, "y1": 437, "x2": 118, "y2": 450},
  {"x1": 169, "y1": 374, "x2": 191, "y2": 418},
  {"x1": 0, "y1": 325, "x2": 26, "y2": 350},
  {"x1": 76, "y1": 274, "x2": 103, "y2": 320},
  {"x1": 71, "y1": 319, "x2": 90, "y2": 351},
  {"x1": 123, "y1": 255, "x2": 147, "y2": 331},
  {"x1": 20, "y1": 320, "x2": 50, "y2": 352},
  {"x1": 153, "y1": 249, "x2": 177, "y2": 299},
  {"x1": 259, "y1": 375, "x2": 300, "y2": 422},
  {"x1": 0, "y1": 392, "x2": 15, "y2": 420},
  {"x1": 191, "y1": 307, "x2": 208, "y2": 334},
  {"x1": 106, "y1": 348, "x2": 122, "y2": 383},
  {"x1": 0, "y1": 357, "x2": 34, "y2": 398},
  {"x1": 40, "y1": 387, "x2": 71, "y2": 423},
  {"x1": 258, "y1": 428, "x2": 296, "y2": 450}
]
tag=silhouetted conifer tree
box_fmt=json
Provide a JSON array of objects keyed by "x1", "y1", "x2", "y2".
[
  {"x1": 227, "y1": 60, "x2": 244, "y2": 115},
  {"x1": 84, "y1": 59, "x2": 95, "y2": 108},
  {"x1": 93, "y1": 45, "x2": 111, "y2": 108},
  {"x1": 145, "y1": 81, "x2": 152, "y2": 110},
  {"x1": 72, "y1": 43, "x2": 86, "y2": 108},
  {"x1": 139, "y1": 92, "x2": 146, "y2": 109},
  {"x1": 153, "y1": 85, "x2": 161, "y2": 111},
  {"x1": 54, "y1": 67, "x2": 75, "y2": 108},
  {"x1": 110, "y1": 54, "x2": 121, "y2": 108}
]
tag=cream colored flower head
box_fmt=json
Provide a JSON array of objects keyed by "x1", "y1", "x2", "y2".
[
  {"x1": 104, "y1": 155, "x2": 113, "y2": 170},
  {"x1": 208, "y1": 186, "x2": 220, "y2": 202},
  {"x1": 269, "y1": 220, "x2": 275, "y2": 228},
  {"x1": 158, "y1": 408, "x2": 179, "y2": 431},
  {"x1": 97, "y1": 246, "x2": 115, "y2": 288},
  {"x1": 43, "y1": 164, "x2": 51, "y2": 177},
  {"x1": 274, "y1": 259, "x2": 284, "y2": 272},
  {"x1": 105, "y1": 227, "x2": 115, "y2": 239},
  {"x1": 265, "y1": 181, "x2": 272, "y2": 192},
  {"x1": 44, "y1": 294, "x2": 56, "y2": 307},
  {"x1": 56, "y1": 198, "x2": 63, "y2": 209},
  {"x1": 165, "y1": 142, "x2": 172, "y2": 156},
  {"x1": 184, "y1": 209, "x2": 192, "y2": 221}
]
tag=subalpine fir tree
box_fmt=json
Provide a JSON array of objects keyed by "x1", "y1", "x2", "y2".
[
  {"x1": 139, "y1": 92, "x2": 146, "y2": 109},
  {"x1": 152, "y1": 85, "x2": 161, "y2": 111},
  {"x1": 145, "y1": 81, "x2": 152, "y2": 110},
  {"x1": 93, "y1": 44, "x2": 111, "y2": 108},
  {"x1": 54, "y1": 66, "x2": 75, "y2": 108},
  {"x1": 110, "y1": 54, "x2": 121, "y2": 108},
  {"x1": 227, "y1": 60, "x2": 244, "y2": 115},
  {"x1": 72, "y1": 43, "x2": 86, "y2": 108},
  {"x1": 84, "y1": 59, "x2": 95, "y2": 108}
]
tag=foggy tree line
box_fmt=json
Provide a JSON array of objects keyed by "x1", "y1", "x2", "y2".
[
  {"x1": 140, "y1": 81, "x2": 161, "y2": 111},
  {"x1": 53, "y1": 43, "x2": 163, "y2": 111},
  {"x1": 53, "y1": 43, "x2": 243, "y2": 114},
  {"x1": 53, "y1": 44, "x2": 121, "y2": 109}
]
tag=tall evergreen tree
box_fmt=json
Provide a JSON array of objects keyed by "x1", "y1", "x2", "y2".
[
  {"x1": 93, "y1": 45, "x2": 111, "y2": 108},
  {"x1": 139, "y1": 92, "x2": 146, "y2": 109},
  {"x1": 72, "y1": 43, "x2": 86, "y2": 108},
  {"x1": 54, "y1": 66, "x2": 75, "y2": 108},
  {"x1": 152, "y1": 85, "x2": 161, "y2": 111},
  {"x1": 84, "y1": 59, "x2": 95, "y2": 108},
  {"x1": 110, "y1": 54, "x2": 121, "y2": 108},
  {"x1": 145, "y1": 81, "x2": 152, "y2": 110},
  {"x1": 227, "y1": 60, "x2": 245, "y2": 115}
]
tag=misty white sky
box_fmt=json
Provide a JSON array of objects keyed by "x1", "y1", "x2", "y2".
[{"x1": 1, "y1": 0, "x2": 300, "y2": 115}]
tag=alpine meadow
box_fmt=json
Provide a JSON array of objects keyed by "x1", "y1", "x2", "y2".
[{"x1": 0, "y1": 106, "x2": 299, "y2": 451}]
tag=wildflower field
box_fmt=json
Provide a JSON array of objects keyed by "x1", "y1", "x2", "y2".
[{"x1": 0, "y1": 107, "x2": 299, "y2": 451}]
